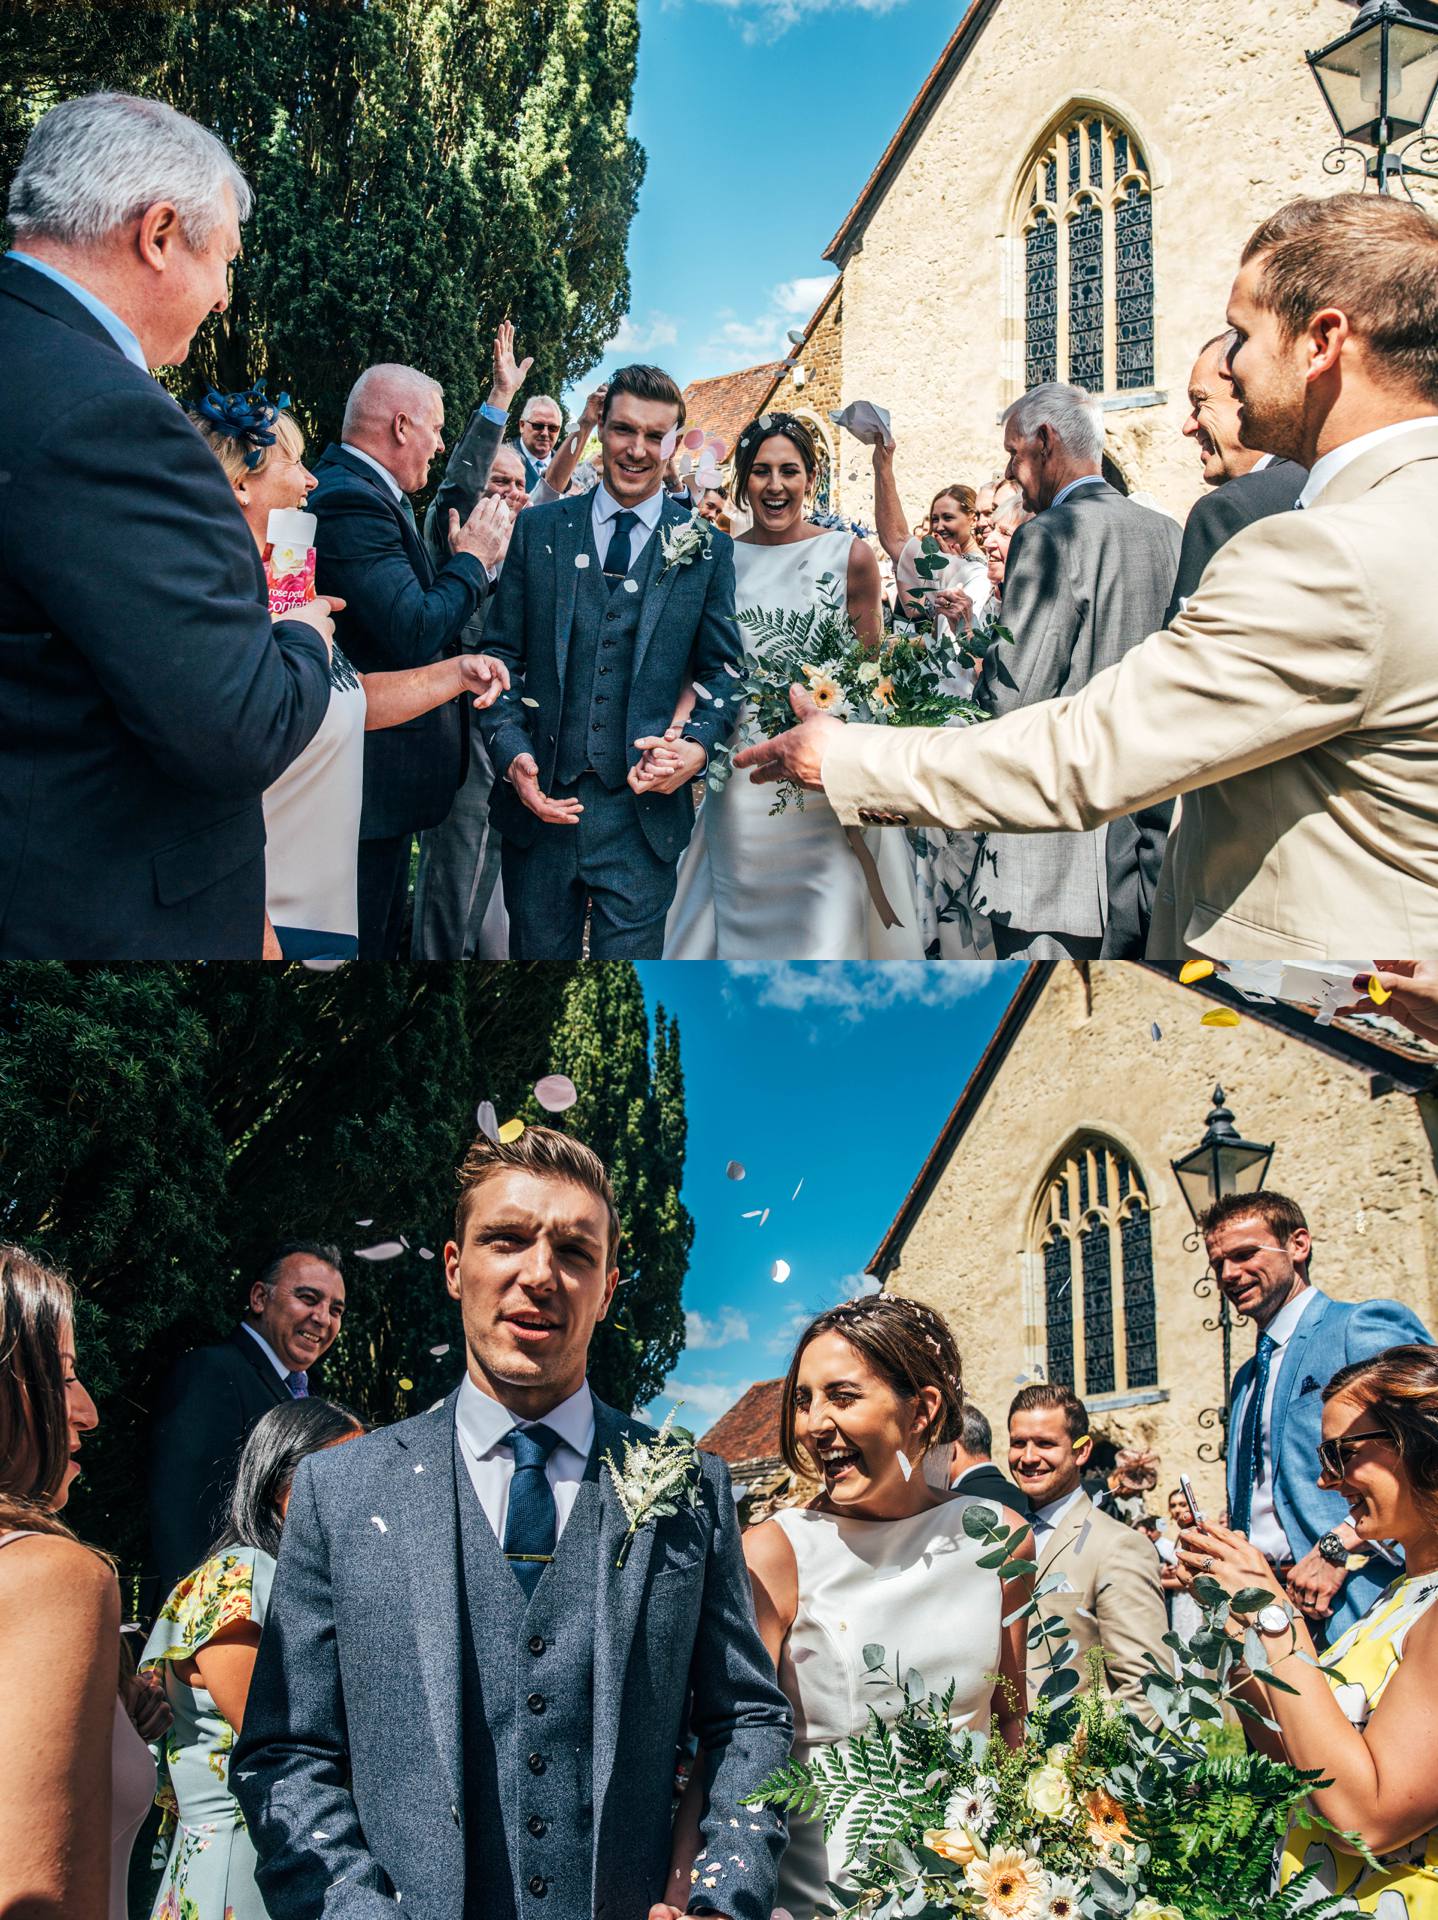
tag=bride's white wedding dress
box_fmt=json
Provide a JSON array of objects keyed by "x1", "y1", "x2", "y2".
[{"x1": 664, "y1": 529, "x2": 922, "y2": 960}]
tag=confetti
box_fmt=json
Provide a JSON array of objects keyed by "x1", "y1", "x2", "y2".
[
  {"x1": 742, "y1": 1209, "x2": 763, "y2": 1219},
  {"x1": 708, "y1": 438, "x2": 729, "y2": 463},
  {"x1": 683, "y1": 427, "x2": 706, "y2": 452},
  {"x1": 301, "y1": 957, "x2": 347, "y2": 971},
  {"x1": 759, "y1": 1207, "x2": 770, "y2": 1226},
  {"x1": 476, "y1": 1100, "x2": 499, "y2": 1142},
  {"x1": 370, "y1": 1517, "x2": 387, "y2": 1534},
  {"x1": 758, "y1": 414, "x2": 773, "y2": 430},
  {"x1": 414, "y1": 1463, "x2": 425, "y2": 1473},
  {"x1": 692, "y1": 681, "x2": 713, "y2": 702},
  {"x1": 726, "y1": 1160, "x2": 746, "y2": 1181},
  {"x1": 1199, "y1": 1009, "x2": 1241, "y2": 1028},
  {"x1": 896, "y1": 1450, "x2": 913, "y2": 1481},
  {"x1": 313, "y1": 1830, "x2": 330, "y2": 1841},
  {"x1": 521, "y1": 696, "x2": 541, "y2": 708},
  {"x1": 497, "y1": 1118, "x2": 526, "y2": 1144},
  {"x1": 418, "y1": 1247, "x2": 435, "y2": 1260},
  {"x1": 1179, "y1": 958, "x2": 1216, "y2": 983},
  {"x1": 429, "y1": 1344, "x2": 450, "y2": 1357},
  {"x1": 1368, "y1": 973, "x2": 1391, "y2": 1005},
  {"x1": 574, "y1": 553, "x2": 590, "y2": 569},
  {"x1": 356, "y1": 1218, "x2": 374, "y2": 1227},
  {"x1": 534, "y1": 1074, "x2": 578, "y2": 1112},
  {"x1": 659, "y1": 427, "x2": 680, "y2": 460},
  {"x1": 791, "y1": 1178, "x2": 804, "y2": 1201},
  {"x1": 771, "y1": 1258, "x2": 791, "y2": 1283},
  {"x1": 723, "y1": 662, "x2": 741, "y2": 678},
  {"x1": 1150, "y1": 1022, "x2": 1162, "y2": 1042},
  {"x1": 355, "y1": 1241, "x2": 406, "y2": 1261},
  {"x1": 624, "y1": 577, "x2": 639, "y2": 592},
  {"x1": 398, "y1": 1377, "x2": 413, "y2": 1391}
]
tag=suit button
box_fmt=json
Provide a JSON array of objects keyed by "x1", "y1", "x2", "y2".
[
  {"x1": 606, "y1": 611, "x2": 618, "y2": 622},
  {"x1": 528, "y1": 1635, "x2": 546, "y2": 1655},
  {"x1": 529, "y1": 1875, "x2": 548, "y2": 1896},
  {"x1": 528, "y1": 1752, "x2": 546, "y2": 1774},
  {"x1": 595, "y1": 694, "x2": 607, "y2": 703},
  {"x1": 598, "y1": 666, "x2": 611, "y2": 675},
  {"x1": 528, "y1": 1814, "x2": 548, "y2": 1838},
  {"x1": 528, "y1": 1692, "x2": 546, "y2": 1714},
  {"x1": 603, "y1": 639, "x2": 617, "y2": 649},
  {"x1": 591, "y1": 721, "x2": 603, "y2": 732}
]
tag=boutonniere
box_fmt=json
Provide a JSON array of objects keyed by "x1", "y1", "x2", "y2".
[
  {"x1": 602, "y1": 1406, "x2": 701, "y2": 1568},
  {"x1": 658, "y1": 511, "x2": 713, "y2": 578}
]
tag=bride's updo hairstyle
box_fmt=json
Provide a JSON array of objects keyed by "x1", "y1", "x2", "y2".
[
  {"x1": 733, "y1": 411, "x2": 820, "y2": 504},
  {"x1": 1323, "y1": 1343, "x2": 1438, "y2": 1526},
  {"x1": 777, "y1": 1292, "x2": 965, "y2": 1475}
]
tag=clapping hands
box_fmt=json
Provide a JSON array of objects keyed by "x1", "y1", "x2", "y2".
[{"x1": 449, "y1": 494, "x2": 513, "y2": 572}]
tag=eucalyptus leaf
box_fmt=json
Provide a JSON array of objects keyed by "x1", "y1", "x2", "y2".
[{"x1": 863, "y1": 1644, "x2": 887, "y2": 1671}]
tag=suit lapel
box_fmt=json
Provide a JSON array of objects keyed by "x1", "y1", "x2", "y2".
[
  {"x1": 1268, "y1": 1291, "x2": 1330, "y2": 1468},
  {"x1": 325, "y1": 446, "x2": 431, "y2": 583},
  {"x1": 229, "y1": 1328, "x2": 291, "y2": 1407},
  {"x1": 631, "y1": 497, "x2": 689, "y2": 687},
  {"x1": 1037, "y1": 1491, "x2": 1090, "y2": 1582},
  {"x1": 590, "y1": 1398, "x2": 662, "y2": 1820},
  {"x1": 394, "y1": 1394, "x2": 465, "y2": 1810},
  {"x1": 551, "y1": 493, "x2": 590, "y2": 689}
]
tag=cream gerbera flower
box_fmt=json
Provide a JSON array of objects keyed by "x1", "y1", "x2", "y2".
[
  {"x1": 804, "y1": 667, "x2": 851, "y2": 715},
  {"x1": 1081, "y1": 1786, "x2": 1133, "y2": 1851},
  {"x1": 1042, "y1": 1874, "x2": 1083, "y2": 1919},
  {"x1": 964, "y1": 1846, "x2": 1047, "y2": 1920}
]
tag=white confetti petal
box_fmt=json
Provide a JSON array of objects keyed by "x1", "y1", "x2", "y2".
[
  {"x1": 475, "y1": 1101, "x2": 499, "y2": 1142},
  {"x1": 759, "y1": 1207, "x2": 770, "y2": 1226},
  {"x1": 742, "y1": 1209, "x2": 763, "y2": 1219},
  {"x1": 418, "y1": 1247, "x2": 434, "y2": 1260},
  {"x1": 355, "y1": 1241, "x2": 405, "y2": 1261},
  {"x1": 771, "y1": 1259, "x2": 791, "y2": 1284},
  {"x1": 313, "y1": 1829, "x2": 330, "y2": 1840},
  {"x1": 533, "y1": 1073, "x2": 578, "y2": 1112},
  {"x1": 791, "y1": 1178, "x2": 804, "y2": 1202},
  {"x1": 429, "y1": 1343, "x2": 450, "y2": 1357},
  {"x1": 301, "y1": 957, "x2": 348, "y2": 971},
  {"x1": 659, "y1": 426, "x2": 679, "y2": 460},
  {"x1": 624, "y1": 577, "x2": 639, "y2": 592},
  {"x1": 355, "y1": 1218, "x2": 374, "y2": 1227},
  {"x1": 414, "y1": 1463, "x2": 425, "y2": 1473},
  {"x1": 896, "y1": 1450, "x2": 913, "y2": 1481},
  {"x1": 726, "y1": 1160, "x2": 746, "y2": 1181},
  {"x1": 723, "y1": 662, "x2": 741, "y2": 678},
  {"x1": 692, "y1": 682, "x2": 713, "y2": 702},
  {"x1": 574, "y1": 553, "x2": 590, "y2": 568},
  {"x1": 520, "y1": 696, "x2": 541, "y2": 708},
  {"x1": 370, "y1": 1517, "x2": 387, "y2": 1534}
]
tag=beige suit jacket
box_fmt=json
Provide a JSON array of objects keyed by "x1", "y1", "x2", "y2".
[
  {"x1": 822, "y1": 424, "x2": 1438, "y2": 957},
  {"x1": 1027, "y1": 1492, "x2": 1170, "y2": 1716}
]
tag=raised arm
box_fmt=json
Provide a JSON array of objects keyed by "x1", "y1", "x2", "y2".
[
  {"x1": 425, "y1": 320, "x2": 533, "y2": 566},
  {"x1": 539, "y1": 384, "x2": 606, "y2": 500},
  {"x1": 870, "y1": 435, "x2": 911, "y2": 567}
]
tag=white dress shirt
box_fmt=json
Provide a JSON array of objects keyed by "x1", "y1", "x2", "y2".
[
  {"x1": 239, "y1": 1321, "x2": 290, "y2": 1380},
  {"x1": 1298, "y1": 415, "x2": 1438, "y2": 508},
  {"x1": 1232, "y1": 1286, "x2": 1319, "y2": 1561},
  {"x1": 590, "y1": 481, "x2": 664, "y2": 569},
  {"x1": 6, "y1": 251, "x2": 148, "y2": 370},
  {"x1": 339, "y1": 441, "x2": 405, "y2": 503},
  {"x1": 1049, "y1": 473, "x2": 1107, "y2": 511},
  {"x1": 1030, "y1": 1482, "x2": 1087, "y2": 1549},
  {"x1": 454, "y1": 1374, "x2": 596, "y2": 1543}
]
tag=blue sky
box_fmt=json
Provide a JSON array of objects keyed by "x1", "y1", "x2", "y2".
[
  {"x1": 565, "y1": 0, "x2": 965, "y2": 402},
  {"x1": 634, "y1": 962, "x2": 1022, "y2": 1427}
]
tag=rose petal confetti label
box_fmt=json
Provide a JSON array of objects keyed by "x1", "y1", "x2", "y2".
[{"x1": 534, "y1": 1074, "x2": 578, "y2": 1112}]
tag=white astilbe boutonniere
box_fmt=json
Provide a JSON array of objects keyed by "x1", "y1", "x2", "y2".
[
  {"x1": 603, "y1": 1405, "x2": 701, "y2": 1568},
  {"x1": 658, "y1": 511, "x2": 713, "y2": 578}
]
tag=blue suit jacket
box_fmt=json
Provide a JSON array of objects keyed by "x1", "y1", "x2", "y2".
[
  {"x1": 0, "y1": 257, "x2": 331, "y2": 957},
  {"x1": 477, "y1": 491, "x2": 741, "y2": 861},
  {"x1": 232, "y1": 1391, "x2": 792, "y2": 1920},
  {"x1": 1226, "y1": 1287, "x2": 1431, "y2": 1638}
]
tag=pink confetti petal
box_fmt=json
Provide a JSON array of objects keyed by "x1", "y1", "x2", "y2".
[
  {"x1": 429, "y1": 1343, "x2": 450, "y2": 1357},
  {"x1": 418, "y1": 1247, "x2": 435, "y2": 1260},
  {"x1": 759, "y1": 1207, "x2": 770, "y2": 1227},
  {"x1": 659, "y1": 426, "x2": 680, "y2": 460},
  {"x1": 707, "y1": 438, "x2": 729, "y2": 463},
  {"x1": 533, "y1": 1074, "x2": 577, "y2": 1113},
  {"x1": 692, "y1": 682, "x2": 713, "y2": 702},
  {"x1": 683, "y1": 427, "x2": 705, "y2": 452},
  {"x1": 726, "y1": 1160, "x2": 746, "y2": 1181},
  {"x1": 475, "y1": 1101, "x2": 499, "y2": 1143},
  {"x1": 355, "y1": 1241, "x2": 405, "y2": 1261}
]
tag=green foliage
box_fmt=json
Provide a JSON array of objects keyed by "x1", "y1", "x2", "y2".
[
  {"x1": 0, "y1": 960, "x2": 687, "y2": 1575},
  {"x1": 0, "y1": 0, "x2": 644, "y2": 448}
]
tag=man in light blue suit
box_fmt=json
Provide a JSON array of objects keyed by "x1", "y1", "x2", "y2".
[
  {"x1": 1203, "y1": 1190, "x2": 1430, "y2": 1644},
  {"x1": 233, "y1": 1125, "x2": 791, "y2": 1920}
]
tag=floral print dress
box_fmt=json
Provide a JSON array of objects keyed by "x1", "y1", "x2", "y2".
[{"x1": 140, "y1": 1547, "x2": 276, "y2": 1920}]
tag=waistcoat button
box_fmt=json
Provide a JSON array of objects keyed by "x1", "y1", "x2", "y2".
[
  {"x1": 528, "y1": 1814, "x2": 548, "y2": 1837},
  {"x1": 527, "y1": 1692, "x2": 546, "y2": 1714},
  {"x1": 528, "y1": 1751, "x2": 546, "y2": 1774},
  {"x1": 528, "y1": 1634, "x2": 546, "y2": 1655},
  {"x1": 529, "y1": 1874, "x2": 548, "y2": 1896}
]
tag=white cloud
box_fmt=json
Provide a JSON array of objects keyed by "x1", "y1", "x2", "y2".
[
  {"x1": 774, "y1": 274, "x2": 838, "y2": 317},
  {"x1": 607, "y1": 310, "x2": 680, "y2": 354},
  {"x1": 765, "y1": 1271, "x2": 881, "y2": 1352},
  {"x1": 685, "y1": 1306, "x2": 752, "y2": 1351},
  {"x1": 648, "y1": 1375, "x2": 756, "y2": 1423},
  {"x1": 725, "y1": 960, "x2": 1024, "y2": 1020},
  {"x1": 696, "y1": 270, "x2": 839, "y2": 374},
  {"x1": 689, "y1": 0, "x2": 913, "y2": 43}
]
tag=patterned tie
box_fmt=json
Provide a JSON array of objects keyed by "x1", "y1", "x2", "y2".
[
  {"x1": 502, "y1": 1423, "x2": 562, "y2": 1596},
  {"x1": 603, "y1": 509, "x2": 639, "y2": 590},
  {"x1": 285, "y1": 1370, "x2": 309, "y2": 1399},
  {"x1": 1229, "y1": 1331, "x2": 1275, "y2": 1536}
]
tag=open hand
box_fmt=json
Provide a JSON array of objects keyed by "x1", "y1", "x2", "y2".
[
  {"x1": 458, "y1": 652, "x2": 511, "y2": 709},
  {"x1": 1286, "y1": 1543, "x2": 1348, "y2": 1620},
  {"x1": 487, "y1": 318, "x2": 534, "y2": 412},
  {"x1": 508, "y1": 753, "x2": 582, "y2": 826},
  {"x1": 733, "y1": 684, "x2": 842, "y2": 792},
  {"x1": 629, "y1": 733, "x2": 705, "y2": 796},
  {"x1": 1364, "y1": 961, "x2": 1438, "y2": 1044},
  {"x1": 1175, "y1": 1519, "x2": 1283, "y2": 1609},
  {"x1": 450, "y1": 494, "x2": 513, "y2": 572}
]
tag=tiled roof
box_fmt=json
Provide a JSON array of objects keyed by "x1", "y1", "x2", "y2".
[
  {"x1": 682, "y1": 363, "x2": 785, "y2": 458},
  {"x1": 698, "y1": 1377, "x2": 785, "y2": 1470}
]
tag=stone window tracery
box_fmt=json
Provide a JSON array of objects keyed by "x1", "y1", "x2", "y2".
[{"x1": 1037, "y1": 1139, "x2": 1158, "y2": 1398}]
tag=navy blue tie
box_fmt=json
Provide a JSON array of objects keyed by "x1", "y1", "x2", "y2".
[
  {"x1": 503, "y1": 1424, "x2": 562, "y2": 1596},
  {"x1": 1230, "y1": 1332, "x2": 1275, "y2": 1536},
  {"x1": 285, "y1": 1370, "x2": 308, "y2": 1399},
  {"x1": 603, "y1": 509, "x2": 639, "y2": 589}
]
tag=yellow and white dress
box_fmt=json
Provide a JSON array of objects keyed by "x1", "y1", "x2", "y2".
[{"x1": 1280, "y1": 1569, "x2": 1438, "y2": 1915}]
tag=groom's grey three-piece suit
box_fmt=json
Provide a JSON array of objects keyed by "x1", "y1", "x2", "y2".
[
  {"x1": 478, "y1": 490, "x2": 742, "y2": 958},
  {"x1": 232, "y1": 1390, "x2": 792, "y2": 1920}
]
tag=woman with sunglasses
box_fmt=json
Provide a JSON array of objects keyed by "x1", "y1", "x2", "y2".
[{"x1": 1176, "y1": 1344, "x2": 1438, "y2": 1912}]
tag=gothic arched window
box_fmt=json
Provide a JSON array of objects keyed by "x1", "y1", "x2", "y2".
[
  {"x1": 1020, "y1": 111, "x2": 1155, "y2": 397},
  {"x1": 1037, "y1": 1139, "x2": 1158, "y2": 1398}
]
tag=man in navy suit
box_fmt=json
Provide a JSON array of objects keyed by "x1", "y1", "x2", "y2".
[
  {"x1": 1203, "y1": 1189, "x2": 1430, "y2": 1642},
  {"x1": 310, "y1": 363, "x2": 513, "y2": 956},
  {"x1": 0, "y1": 92, "x2": 336, "y2": 958}
]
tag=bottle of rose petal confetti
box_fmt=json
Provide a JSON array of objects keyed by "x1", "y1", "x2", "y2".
[{"x1": 264, "y1": 507, "x2": 318, "y2": 614}]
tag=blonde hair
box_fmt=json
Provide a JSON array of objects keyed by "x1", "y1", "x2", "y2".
[{"x1": 188, "y1": 403, "x2": 304, "y2": 488}]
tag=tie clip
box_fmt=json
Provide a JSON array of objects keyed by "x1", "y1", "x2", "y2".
[{"x1": 505, "y1": 1553, "x2": 554, "y2": 1564}]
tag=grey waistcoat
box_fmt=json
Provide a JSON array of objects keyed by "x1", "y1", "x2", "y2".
[
  {"x1": 555, "y1": 518, "x2": 662, "y2": 788},
  {"x1": 455, "y1": 1432, "x2": 600, "y2": 1919}
]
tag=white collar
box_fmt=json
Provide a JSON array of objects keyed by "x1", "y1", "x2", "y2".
[
  {"x1": 239, "y1": 1321, "x2": 290, "y2": 1380},
  {"x1": 455, "y1": 1373, "x2": 596, "y2": 1464},
  {"x1": 1258, "y1": 1285, "x2": 1318, "y2": 1351},
  {"x1": 1251, "y1": 452, "x2": 1275, "y2": 472},
  {"x1": 1049, "y1": 473, "x2": 1106, "y2": 512},
  {"x1": 593, "y1": 480, "x2": 664, "y2": 531},
  {"x1": 1298, "y1": 416, "x2": 1438, "y2": 508},
  {"x1": 1032, "y1": 1483, "x2": 1088, "y2": 1531},
  {"x1": 340, "y1": 441, "x2": 405, "y2": 504}
]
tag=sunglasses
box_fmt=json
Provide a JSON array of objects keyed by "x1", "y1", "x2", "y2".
[{"x1": 1316, "y1": 1428, "x2": 1392, "y2": 1480}]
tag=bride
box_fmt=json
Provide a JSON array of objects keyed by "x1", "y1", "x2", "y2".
[{"x1": 658, "y1": 413, "x2": 923, "y2": 960}]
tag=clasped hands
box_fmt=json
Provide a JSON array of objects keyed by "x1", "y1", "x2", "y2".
[
  {"x1": 1172, "y1": 1517, "x2": 1287, "y2": 1630},
  {"x1": 506, "y1": 731, "x2": 707, "y2": 827},
  {"x1": 457, "y1": 652, "x2": 511, "y2": 711}
]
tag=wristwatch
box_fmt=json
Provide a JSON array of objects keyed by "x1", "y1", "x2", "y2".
[
  {"x1": 1317, "y1": 1530, "x2": 1349, "y2": 1567},
  {"x1": 1256, "y1": 1602, "x2": 1290, "y2": 1636}
]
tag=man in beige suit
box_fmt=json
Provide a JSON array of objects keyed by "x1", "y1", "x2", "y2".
[
  {"x1": 737, "y1": 195, "x2": 1438, "y2": 959},
  {"x1": 1008, "y1": 1384, "x2": 1169, "y2": 1717}
]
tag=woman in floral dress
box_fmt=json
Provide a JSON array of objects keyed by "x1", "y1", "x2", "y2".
[{"x1": 142, "y1": 1398, "x2": 364, "y2": 1919}]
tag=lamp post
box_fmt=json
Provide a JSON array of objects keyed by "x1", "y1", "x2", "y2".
[
  {"x1": 1171, "y1": 1087, "x2": 1275, "y2": 1461},
  {"x1": 1307, "y1": 0, "x2": 1438, "y2": 195}
]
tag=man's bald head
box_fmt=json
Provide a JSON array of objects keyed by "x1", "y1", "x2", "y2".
[{"x1": 342, "y1": 362, "x2": 447, "y2": 495}]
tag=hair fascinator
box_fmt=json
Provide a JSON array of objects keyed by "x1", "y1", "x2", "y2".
[{"x1": 194, "y1": 384, "x2": 292, "y2": 469}]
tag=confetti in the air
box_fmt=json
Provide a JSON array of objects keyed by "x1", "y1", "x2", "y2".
[
  {"x1": 370, "y1": 1517, "x2": 387, "y2": 1534},
  {"x1": 771, "y1": 1259, "x2": 791, "y2": 1284},
  {"x1": 429, "y1": 1344, "x2": 450, "y2": 1357},
  {"x1": 726, "y1": 1160, "x2": 746, "y2": 1181},
  {"x1": 355, "y1": 1241, "x2": 406, "y2": 1261},
  {"x1": 1368, "y1": 974, "x2": 1391, "y2": 1005},
  {"x1": 497, "y1": 1118, "x2": 526, "y2": 1144},
  {"x1": 355, "y1": 1218, "x2": 374, "y2": 1227},
  {"x1": 476, "y1": 1101, "x2": 499, "y2": 1142},
  {"x1": 418, "y1": 1248, "x2": 434, "y2": 1261},
  {"x1": 659, "y1": 427, "x2": 680, "y2": 460},
  {"x1": 398, "y1": 1377, "x2": 413, "y2": 1391},
  {"x1": 759, "y1": 1207, "x2": 770, "y2": 1226},
  {"x1": 683, "y1": 427, "x2": 706, "y2": 452},
  {"x1": 1150, "y1": 1022, "x2": 1162, "y2": 1042},
  {"x1": 1180, "y1": 958, "x2": 1216, "y2": 984},
  {"x1": 791, "y1": 1178, "x2": 804, "y2": 1202},
  {"x1": 1199, "y1": 1009, "x2": 1241, "y2": 1028},
  {"x1": 692, "y1": 682, "x2": 713, "y2": 702},
  {"x1": 742, "y1": 1209, "x2": 763, "y2": 1219},
  {"x1": 301, "y1": 957, "x2": 347, "y2": 971},
  {"x1": 896, "y1": 1450, "x2": 913, "y2": 1482},
  {"x1": 624, "y1": 578, "x2": 639, "y2": 593},
  {"x1": 574, "y1": 553, "x2": 590, "y2": 569},
  {"x1": 521, "y1": 696, "x2": 541, "y2": 708},
  {"x1": 534, "y1": 1074, "x2": 578, "y2": 1112},
  {"x1": 723, "y1": 662, "x2": 741, "y2": 677}
]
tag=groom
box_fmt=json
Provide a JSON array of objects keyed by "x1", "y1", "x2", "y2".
[
  {"x1": 232, "y1": 1124, "x2": 791, "y2": 1920},
  {"x1": 477, "y1": 364, "x2": 742, "y2": 958}
]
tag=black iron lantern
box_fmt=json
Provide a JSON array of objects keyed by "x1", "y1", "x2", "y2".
[
  {"x1": 1171, "y1": 1086, "x2": 1275, "y2": 1225},
  {"x1": 1308, "y1": 0, "x2": 1438, "y2": 192}
]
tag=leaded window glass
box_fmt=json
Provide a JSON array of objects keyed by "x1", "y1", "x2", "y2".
[
  {"x1": 1115, "y1": 181, "x2": 1155, "y2": 391},
  {"x1": 1025, "y1": 211, "x2": 1058, "y2": 388},
  {"x1": 1067, "y1": 126, "x2": 1081, "y2": 195},
  {"x1": 1081, "y1": 1221, "x2": 1115, "y2": 1396},
  {"x1": 1037, "y1": 1140, "x2": 1158, "y2": 1400},
  {"x1": 1121, "y1": 1204, "x2": 1158, "y2": 1388},
  {"x1": 1088, "y1": 119, "x2": 1103, "y2": 186},
  {"x1": 1113, "y1": 130, "x2": 1129, "y2": 175},
  {"x1": 1044, "y1": 1229, "x2": 1075, "y2": 1386},
  {"x1": 1068, "y1": 198, "x2": 1104, "y2": 389},
  {"x1": 1044, "y1": 156, "x2": 1057, "y2": 202},
  {"x1": 1077, "y1": 1152, "x2": 1090, "y2": 1212}
]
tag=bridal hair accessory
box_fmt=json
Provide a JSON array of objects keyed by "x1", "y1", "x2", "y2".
[
  {"x1": 603, "y1": 1405, "x2": 701, "y2": 1568},
  {"x1": 193, "y1": 385, "x2": 292, "y2": 469}
]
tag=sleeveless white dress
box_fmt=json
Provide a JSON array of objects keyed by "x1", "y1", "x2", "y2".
[
  {"x1": 769, "y1": 1498, "x2": 1006, "y2": 1920},
  {"x1": 664, "y1": 530, "x2": 922, "y2": 960}
]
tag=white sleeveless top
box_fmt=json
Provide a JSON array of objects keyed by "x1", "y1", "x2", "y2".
[{"x1": 769, "y1": 1498, "x2": 1006, "y2": 1918}]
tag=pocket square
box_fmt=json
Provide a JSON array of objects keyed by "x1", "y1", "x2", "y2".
[{"x1": 1299, "y1": 1375, "x2": 1323, "y2": 1395}]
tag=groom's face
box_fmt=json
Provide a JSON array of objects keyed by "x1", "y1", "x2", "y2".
[
  {"x1": 599, "y1": 393, "x2": 680, "y2": 507},
  {"x1": 444, "y1": 1169, "x2": 619, "y2": 1412}
]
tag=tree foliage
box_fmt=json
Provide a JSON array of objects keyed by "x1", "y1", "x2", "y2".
[
  {"x1": 0, "y1": 960, "x2": 689, "y2": 1576},
  {"x1": 0, "y1": 0, "x2": 644, "y2": 443}
]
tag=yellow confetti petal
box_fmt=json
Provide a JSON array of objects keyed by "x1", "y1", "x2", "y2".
[
  {"x1": 1180, "y1": 959, "x2": 1216, "y2": 984},
  {"x1": 497, "y1": 1118, "x2": 525, "y2": 1143},
  {"x1": 1368, "y1": 974, "x2": 1391, "y2": 1005},
  {"x1": 1199, "y1": 1008, "x2": 1241, "y2": 1028},
  {"x1": 398, "y1": 1377, "x2": 413, "y2": 1391}
]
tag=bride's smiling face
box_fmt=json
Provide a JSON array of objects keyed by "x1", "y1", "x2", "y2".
[
  {"x1": 744, "y1": 434, "x2": 811, "y2": 535},
  {"x1": 793, "y1": 1330, "x2": 940, "y2": 1517}
]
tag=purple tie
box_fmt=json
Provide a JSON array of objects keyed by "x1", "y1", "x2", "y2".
[{"x1": 286, "y1": 1370, "x2": 308, "y2": 1398}]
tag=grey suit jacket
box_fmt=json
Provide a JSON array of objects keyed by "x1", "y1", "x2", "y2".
[
  {"x1": 970, "y1": 484, "x2": 1180, "y2": 944},
  {"x1": 232, "y1": 1391, "x2": 792, "y2": 1920}
]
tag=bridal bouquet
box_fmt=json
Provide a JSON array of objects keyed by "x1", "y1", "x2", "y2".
[
  {"x1": 706, "y1": 570, "x2": 986, "y2": 813},
  {"x1": 745, "y1": 1505, "x2": 1355, "y2": 1920},
  {"x1": 896, "y1": 535, "x2": 1013, "y2": 674}
]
